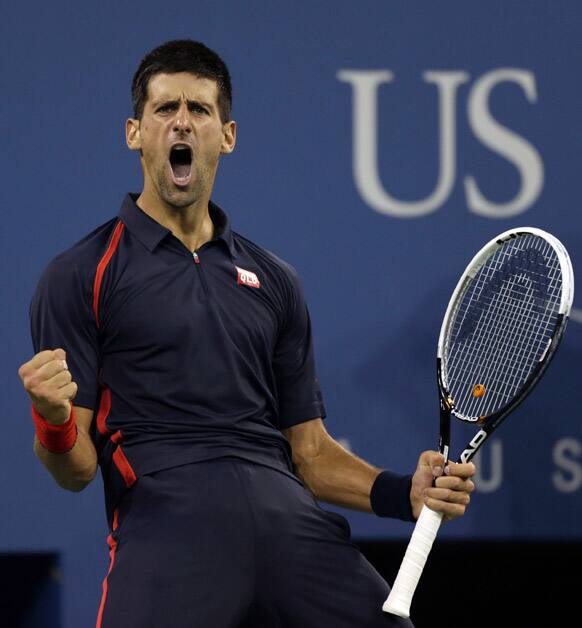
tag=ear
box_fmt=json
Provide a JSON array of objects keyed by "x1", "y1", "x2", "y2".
[
  {"x1": 220, "y1": 120, "x2": 237, "y2": 155},
  {"x1": 126, "y1": 118, "x2": 142, "y2": 151}
]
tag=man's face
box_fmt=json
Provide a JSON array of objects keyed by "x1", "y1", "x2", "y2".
[{"x1": 126, "y1": 72, "x2": 236, "y2": 208}]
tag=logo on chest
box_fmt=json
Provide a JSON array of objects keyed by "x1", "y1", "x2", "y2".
[{"x1": 236, "y1": 266, "x2": 261, "y2": 289}]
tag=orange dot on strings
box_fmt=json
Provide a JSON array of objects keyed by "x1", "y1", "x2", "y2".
[{"x1": 472, "y1": 384, "x2": 486, "y2": 398}]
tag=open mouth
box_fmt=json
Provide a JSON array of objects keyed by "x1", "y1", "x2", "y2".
[{"x1": 169, "y1": 144, "x2": 193, "y2": 186}]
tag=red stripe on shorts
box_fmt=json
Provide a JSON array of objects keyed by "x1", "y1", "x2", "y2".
[{"x1": 95, "y1": 508, "x2": 119, "y2": 628}]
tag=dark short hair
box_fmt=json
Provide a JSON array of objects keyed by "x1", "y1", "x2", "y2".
[{"x1": 131, "y1": 39, "x2": 232, "y2": 123}]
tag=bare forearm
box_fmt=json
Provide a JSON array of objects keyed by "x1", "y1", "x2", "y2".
[
  {"x1": 284, "y1": 419, "x2": 475, "y2": 522},
  {"x1": 294, "y1": 436, "x2": 382, "y2": 512},
  {"x1": 34, "y1": 430, "x2": 97, "y2": 492}
]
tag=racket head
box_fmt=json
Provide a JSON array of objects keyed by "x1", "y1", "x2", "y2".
[{"x1": 437, "y1": 227, "x2": 574, "y2": 430}]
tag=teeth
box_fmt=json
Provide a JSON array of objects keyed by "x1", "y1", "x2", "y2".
[{"x1": 173, "y1": 145, "x2": 189, "y2": 150}]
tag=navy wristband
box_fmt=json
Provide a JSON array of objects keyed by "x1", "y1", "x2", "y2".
[{"x1": 370, "y1": 470, "x2": 415, "y2": 522}]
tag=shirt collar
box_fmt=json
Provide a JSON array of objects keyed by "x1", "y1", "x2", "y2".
[
  {"x1": 118, "y1": 193, "x2": 235, "y2": 258},
  {"x1": 208, "y1": 199, "x2": 236, "y2": 258}
]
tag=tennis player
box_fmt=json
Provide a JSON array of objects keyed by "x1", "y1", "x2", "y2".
[{"x1": 18, "y1": 40, "x2": 475, "y2": 627}]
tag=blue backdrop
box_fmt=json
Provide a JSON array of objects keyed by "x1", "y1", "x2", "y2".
[{"x1": 2, "y1": 2, "x2": 581, "y2": 626}]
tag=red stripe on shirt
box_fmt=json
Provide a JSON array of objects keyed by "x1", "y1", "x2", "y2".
[
  {"x1": 113, "y1": 445, "x2": 137, "y2": 488},
  {"x1": 96, "y1": 389, "x2": 137, "y2": 487},
  {"x1": 93, "y1": 220, "x2": 125, "y2": 328},
  {"x1": 96, "y1": 386, "x2": 112, "y2": 436}
]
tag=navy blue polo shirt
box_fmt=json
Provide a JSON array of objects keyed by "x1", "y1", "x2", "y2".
[{"x1": 30, "y1": 193, "x2": 326, "y2": 522}]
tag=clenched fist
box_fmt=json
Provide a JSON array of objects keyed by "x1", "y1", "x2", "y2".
[{"x1": 19, "y1": 349, "x2": 77, "y2": 425}]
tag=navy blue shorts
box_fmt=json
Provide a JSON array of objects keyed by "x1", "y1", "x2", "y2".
[{"x1": 96, "y1": 458, "x2": 414, "y2": 627}]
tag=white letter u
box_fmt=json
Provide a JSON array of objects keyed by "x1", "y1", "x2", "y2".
[{"x1": 337, "y1": 70, "x2": 469, "y2": 218}]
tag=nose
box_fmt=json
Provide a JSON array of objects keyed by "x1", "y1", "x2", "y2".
[{"x1": 172, "y1": 102, "x2": 191, "y2": 134}]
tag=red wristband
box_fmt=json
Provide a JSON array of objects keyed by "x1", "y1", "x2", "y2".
[{"x1": 31, "y1": 405, "x2": 78, "y2": 453}]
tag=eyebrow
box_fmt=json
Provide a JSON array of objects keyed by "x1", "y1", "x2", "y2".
[{"x1": 152, "y1": 98, "x2": 215, "y2": 111}]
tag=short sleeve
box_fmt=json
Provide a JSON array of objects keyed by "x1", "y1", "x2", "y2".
[
  {"x1": 273, "y1": 267, "x2": 326, "y2": 429},
  {"x1": 29, "y1": 257, "x2": 100, "y2": 410}
]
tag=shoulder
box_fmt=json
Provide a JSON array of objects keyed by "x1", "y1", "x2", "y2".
[
  {"x1": 36, "y1": 217, "x2": 121, "y2": 290},
  {"x1": 232, "y1": 230, "x2": 302, "y2": 293}
]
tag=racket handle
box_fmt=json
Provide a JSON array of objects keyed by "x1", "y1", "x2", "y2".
[{"x1": 382, "y1": 505, "x2": 443, "y2": 618}]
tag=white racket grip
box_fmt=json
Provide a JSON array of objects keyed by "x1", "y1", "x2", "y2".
[{"x1": 382, "y1": 506, "x2": 444, "y2": 618}]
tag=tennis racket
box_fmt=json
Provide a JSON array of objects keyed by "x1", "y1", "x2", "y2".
[{"x1": 383, "y1": 227, "x2": 574, "y2": 618}]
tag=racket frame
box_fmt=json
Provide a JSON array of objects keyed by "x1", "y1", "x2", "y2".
[
  {"x1": 383, "y1": 226, "x2": 574, "y2": 618},
  {"x1": 437, "y1": 227, "x2": 573, "y2": 464}
]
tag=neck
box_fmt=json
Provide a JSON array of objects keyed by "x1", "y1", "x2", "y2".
[{"x1": 136, "y1": 187, "x2": 215, "y2": 252}]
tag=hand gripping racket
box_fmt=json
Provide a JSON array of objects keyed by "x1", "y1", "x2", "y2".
[{"x1": 383, "y1": 227, "x2": 574, "y2": 618}]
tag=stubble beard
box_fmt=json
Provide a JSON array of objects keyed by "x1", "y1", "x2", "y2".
[{"x1": 156, "y1": 160, "x2": 212, "y2": 210}]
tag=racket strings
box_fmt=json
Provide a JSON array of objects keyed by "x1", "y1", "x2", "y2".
[
  {"x1": 460, "y1": 237, "x2": 561, "y2": 416},
  {"x1": 454, "y1": 276, "x2": 531, "y2": 417},
  {"x1": 447, "y1": 258, "x2": 529, "y2": 406},
  {"x1": 443, "y1": 235, "x2": 562, "y2": 420},
  {"x1": 506, "y1": 239, "x2": 562, "y2": 389},
  {"x1": 468, "y1": 244, "x2": 558, "y2": 399},
  {"x1": 453, "y1": 291, "x2": 544, "y2": 418},
  {"x1": 468, "y1": 279, "x2": 538, "y2": 417},
  {"x1": 455, "y1": 237, "x2": 561, "y2": 416}
]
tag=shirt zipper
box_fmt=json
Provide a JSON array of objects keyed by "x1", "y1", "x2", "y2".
[{"x1": 192, "y1": 250, "x2": 209, "y2": 294}]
